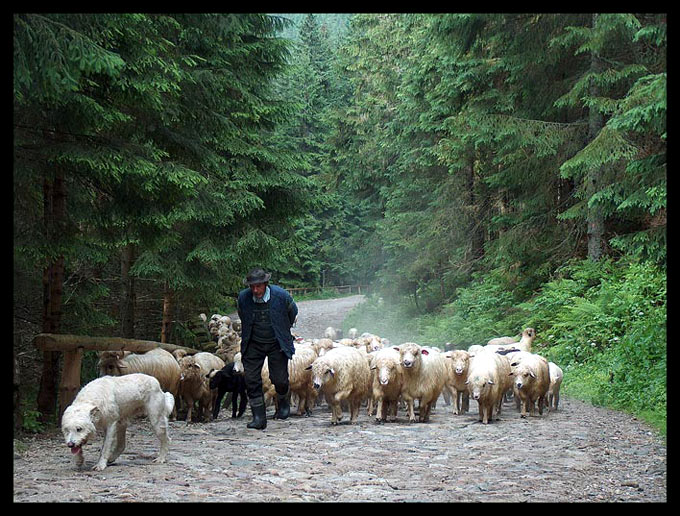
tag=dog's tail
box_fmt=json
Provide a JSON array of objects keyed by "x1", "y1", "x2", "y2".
[{"x1": 164, "y1": 392, "x2": 175, "y2": 417}]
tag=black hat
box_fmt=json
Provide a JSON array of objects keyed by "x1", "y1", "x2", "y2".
[{"x1": 244, "y1": 267, "x2": 272, "y2": 285}]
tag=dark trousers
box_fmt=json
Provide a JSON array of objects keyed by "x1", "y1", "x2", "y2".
[{"x1": 242, "y1": 339, "x2": 290, "y2": 400}]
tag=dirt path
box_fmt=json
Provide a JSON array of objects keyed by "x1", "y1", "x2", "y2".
[{"x1": 13, "y1": 296, "x2": 666, "y2": 503}]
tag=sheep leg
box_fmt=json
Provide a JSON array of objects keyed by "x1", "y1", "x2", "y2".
[
  {"x1": 213, "y1": 389, "x2": 226, "y2": 420},
  {"x1": 519, "y1": 396, "x2": 529, "y2": 418},
  {"x1": 404, "y1": 397, "x2": 416, "y2": 423},
  {"x1": 185, "y1": 397, "x2": 193, "y2": 424},
  {"x1": 375, "y1": 398, "x2": 385, "y2": 422},
  {"x1": 350, "y1": 399, "x2": 360, "y2": 423},
  {"x1": 453, "y1": 389, "x2": 461, "y2": 415},
  {"x1": 329, "y1": 402, "x2": 342, "y2": 424},
  {"x1": 390, "y1": 400, "x2": 399, "y2": 421},
  {"x1": 419, "y1": 401, "x2": 431, "y2": 422},
  {"x1": 481, "y1": 402, "x2": 490, "y2": 424}
]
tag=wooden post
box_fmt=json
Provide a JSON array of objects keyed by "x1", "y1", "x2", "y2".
[{"x1": 59, "y1": 347, "x2": 83, "y2": 420}]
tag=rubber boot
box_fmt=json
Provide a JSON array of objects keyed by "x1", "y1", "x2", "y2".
[
  {"x1": 247, "y1": 397, "x2": 267, "y2": 430},
  {"x1": 273, "y1": 388, "x2": 290, "y2": 420}
]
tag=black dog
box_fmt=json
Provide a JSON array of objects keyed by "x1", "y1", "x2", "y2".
[{"x1": 208, "y1": 362, "x2": 248, "y2": 420}]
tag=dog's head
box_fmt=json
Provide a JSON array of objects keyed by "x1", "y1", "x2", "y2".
[{"x1": 61, "y1": 404, "x2": 98, "y2": 455}]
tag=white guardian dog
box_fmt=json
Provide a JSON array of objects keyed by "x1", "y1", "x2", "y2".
[{"x1": 61, "y1": 373, "x2": 174, "y2": 471}]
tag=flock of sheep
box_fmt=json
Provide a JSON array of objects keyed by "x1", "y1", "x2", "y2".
[{"x1": 95, "y1": 314, "x2": 564, "y2": 426}]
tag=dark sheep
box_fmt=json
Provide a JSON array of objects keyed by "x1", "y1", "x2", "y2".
[{"x1": 208, "y1": 363, "x2": 248, "y2": 419}]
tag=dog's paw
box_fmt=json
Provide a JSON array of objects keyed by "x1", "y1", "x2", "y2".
[{"x1": 92, "y1": 462, "x2": 107, "y2": 471}]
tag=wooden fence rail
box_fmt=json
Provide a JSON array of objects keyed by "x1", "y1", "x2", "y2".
[
  {"x1": 284, "y1": 284, "x2": 369, "y2": 296},
  {"x1": 33, "y1": 333, "x2": 200, "y2": 420}
]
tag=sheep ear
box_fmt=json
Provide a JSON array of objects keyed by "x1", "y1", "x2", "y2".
[
  {"x1": 464, "y1": 380, "x2": 469, "y2": 385},
  {"x1": 117, "y1": 363, "x2": 128, "y2": 369},
  {"x1": 329, "y1": 368, "x2": 335, "y2": 377},
  {"x1": 370, "y1": 365, "x2": 377, "y2": 370},
  {"x1": 421, "y1": 349, "x2": 429, "y2": 355},
  {"x1": 392, "y1": 346, "x2": 400, "y2": 352},
  {"x1": 509, "y1": 371, "x2": 514, "y2": 376},
  {"x1": 530, "y1": 371, "x2": 536, "y2": 379},
  {"x1": 305, "y1": 364, "x2": 312, "y2": 370},
  {"x1": 487, "y1": 380, "x2": 494, "y2": 385}
]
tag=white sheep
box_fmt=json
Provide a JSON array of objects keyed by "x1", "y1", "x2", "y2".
[
  {"x1": 393, "y1": 342, "x2": 447, "y2": 423},
  {"x1": 310, "y1": 338, "x2": 335, "y2": 357},
  {"x1": 348, "y1": 328, "x2": 359, "y2": 339},
  {"x1": 509, "y1": 351, "x2": 550, "y2": 418},
  {"x1": 370, "y1": 347, "x2": 404, "y2": 423},
  {"x1": 172, "y1": 348, "x2": 188, "y2": 362},
  {"x1": 97, "y1": 348, "x2": 181, "y2": 419},
  {"x1": 305, "y1": 345, "x2": 372, "y2": 425},
  {"x1": 443, "y1": 350, "x2": 471, "y2": 415},
  {"x1": 288, "y1": 344, "x2": 320, "y2": 416},
  {"x1": 547, "y1": 361, "x2": 564, "y2": 411},
  {"x1": 465, "y1": 349, "x2": 512, "y2": 424},
  {"x1": 324, "y1": 327, "x2": 342, "y2": 340},
  {"x1": 178, "y1": 352, "x2": 225, "y2": 423},
  {"x1": 487, "y1": 328, "x2": 536, "y2": 351},
  {"x1": 467, "y1": 344, "x2": 484, "y2": 356}
]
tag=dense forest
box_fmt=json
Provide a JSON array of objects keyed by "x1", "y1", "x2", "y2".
[{"x1": 14, "y1": 14, "x2": 665, "y2": 433}]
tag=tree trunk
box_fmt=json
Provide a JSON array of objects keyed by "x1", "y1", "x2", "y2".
[
  {"x1": 587, "y1": 13, "x2": 605, "y2": 261},
  {"x1": 160, "y1": 282, "x2": 174, "y2": 344},
  {"x1": 120, "y1": 243, "x2": 136, "y2": 338},
  {"x1": 36, "y1": 168, "x2": 66, "y2": 423},
  {"x1": 467, "y1": 158, "x2": 484, "y2": 260}
]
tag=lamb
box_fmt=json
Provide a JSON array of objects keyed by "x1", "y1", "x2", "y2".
[
  {"x1": 305, "y1": 345, "x2": 371, "y2": 425},
  {"x1": 97, "y1": 348, "x2": 181, "y2": 418},
  {"x1": 487, "y1": 328, "x2": 536, "y2": 352},
  {"x1": 393, "y1": 342, "x2": 447, "y2": 423},
  {"x1": 178, "y1": 352, "x2": 225, "y2": 423},
  {"x1": 509, "y1": 352, "x2": 550, "y2": 418},
  {"x1": 443, "y1": 350, "x2": 471, "y2": 415},
  {"x1": 370, "y1": 347, "x2": 404, "y2": 423},
  {"x1": 208, "y1": 362, "x2": 247, "y2": 420},
  {"x1": 465, "y1": 349, "x2": 512, "y2": 424},
  {"x1": 547, "y1": 361, "x2": 564, "y2": 411}
]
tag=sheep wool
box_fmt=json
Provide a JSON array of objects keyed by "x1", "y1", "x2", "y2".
[
  {"x1": 370, "y1": 347, "x2": 404, "y2": 423},
  {"x1": 443, "y1": 350, "x2": 471, "y2": 415},
  {"x1": 307, "y1": 345, "x2": 371, "y2": 425},
  {"x1": 547, "y1": 361, "x2": 564, "y2": 411},
  {"x1": 394, "y1": 342, "x2": 447, "y2": 423},
  {"x1": 509, "y1": 352, "x2": 550, "y2": 418},
  {"x1": 178, "y1": 352, "x2": 225, "y2": 423},
  {"x1": 97, "y1": 347, "x2": 181, "y2": 400},
  {"x1": 288, "y1": 343, "x2": 319, "y2": 417},
  {"x1": 465, "y1": 349, "x2": 511, "y2": 424}
]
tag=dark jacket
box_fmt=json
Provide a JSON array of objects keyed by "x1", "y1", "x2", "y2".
[{"x1": 237, "y1": 284, "x2": 298, "y2": 359}]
